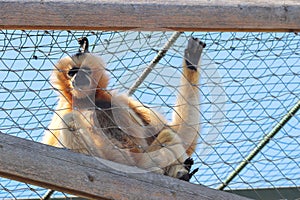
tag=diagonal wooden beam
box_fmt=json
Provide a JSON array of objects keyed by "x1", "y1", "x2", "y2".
[{"x1": 0, "y1": 132, "x2": 250, "y2": 200}]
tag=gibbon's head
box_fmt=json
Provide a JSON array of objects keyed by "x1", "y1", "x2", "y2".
[{"x1": 51, "y1": 38, "x2": 109, "y2": 102}]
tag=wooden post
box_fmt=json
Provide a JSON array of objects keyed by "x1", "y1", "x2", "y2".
[
  {"x1": 0, "y1": 0, "x2": 299, "y2": 32},
  {"x1": 0, "y1": 132, "x2": 250, "y2": 200}
]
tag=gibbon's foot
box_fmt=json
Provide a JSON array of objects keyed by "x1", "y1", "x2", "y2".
[
  {"x1": 78, "y1": 37, "x2": 89, "y2": 53},
  {"x1": 184, "y1": 37, "x2": 206, "y2": 71},
  {"x1": 179, "y1": 157, "x2": 199, "y2": 181},
  {"x1": 184, "y1": 157, "x2": 194, "y2": 172},
  {"x1": 181, "y1": 168, "x2": 199, "y2": 182}
]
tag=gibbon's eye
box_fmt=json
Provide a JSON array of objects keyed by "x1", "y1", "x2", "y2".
[{"x1": 68, "y1": 67, "x2": 80, "y2": 77}]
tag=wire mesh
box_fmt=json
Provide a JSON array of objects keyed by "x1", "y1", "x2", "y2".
[{"x1": 0, "y1": 30, "x2": 299, "y2": 199}]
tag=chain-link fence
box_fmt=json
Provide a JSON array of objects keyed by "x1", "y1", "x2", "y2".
[{"x1": 0, "y1": 30, "x2": 299, "y2": 199}]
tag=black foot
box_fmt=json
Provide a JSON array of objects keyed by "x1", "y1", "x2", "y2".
[
  {"x1": 78, "y1": 37, "x2": 89, "y2": 53},
  {"x1": 184, "y1": 37, "x2": 206, "y2": 71},
  {"x1": 179, "y1": 157, "x2": 199, "y2": 182},
  {"x1": 184, "y1": 157, "x2": 194, "y2": 171}
]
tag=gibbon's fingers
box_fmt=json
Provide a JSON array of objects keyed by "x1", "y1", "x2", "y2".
[{"x1": 184, "y1": 37, "x2": 206, "y2": 71}]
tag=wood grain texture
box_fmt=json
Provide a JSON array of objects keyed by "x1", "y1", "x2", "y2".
[
  {"x1": 0, "y1": 0, "x2": 299, "y2": 31},
  {"x1": 0, "y1": 132, "x2": 250, "y2": 200}
]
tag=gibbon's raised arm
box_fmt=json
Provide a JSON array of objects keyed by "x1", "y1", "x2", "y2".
[
  {"x1": 43, "y1": 37, "x2": 205, "y2": 182},
  {"x1": 171, "y1": 38, "x2": 205, "y2": 156}
]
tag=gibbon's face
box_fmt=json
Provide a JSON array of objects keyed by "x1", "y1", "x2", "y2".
[{"x1": 52, "y1": 53, "x2": 109, "y2": 100}]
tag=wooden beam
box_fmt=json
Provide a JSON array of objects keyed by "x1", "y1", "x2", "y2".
[
  {"x1": 0, "y1": 0, "x2": 299, "y2": 32},
  {"x1": 0, "y1": 132, "x2": 250, "y2": 200}
]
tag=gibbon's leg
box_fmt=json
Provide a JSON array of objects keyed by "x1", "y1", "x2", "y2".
[
  {"x1": 138, "y1": 128, "x2": 188, "y2": 178},
  {"x1": 171, "y1": 37, "x2": 205, "y2": 156},
  {"x1": 138, "y1": 127, "x2": 198, "y2": 181}
]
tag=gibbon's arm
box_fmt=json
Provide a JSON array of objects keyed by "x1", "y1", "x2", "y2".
[
  {"x1": 171, "y1": 37, "x2": 205, "y2": 156},
  {"x1": 136, "y1": 38, "x2": 205, "y2": 180},
  {"x1": 43, "y1": 97, "x2": 71, "y2": 147}
]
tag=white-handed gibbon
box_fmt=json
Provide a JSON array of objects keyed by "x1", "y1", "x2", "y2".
[{"x1": 43, "y1": 37, "x2": 205, "y2": 181}]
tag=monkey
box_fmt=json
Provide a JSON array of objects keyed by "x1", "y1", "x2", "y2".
[{"x1": 43, "y1": 36, "x2": 205, "y2": 181}]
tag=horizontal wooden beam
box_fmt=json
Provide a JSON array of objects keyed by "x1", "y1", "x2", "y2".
[
  {"x1": 0, "y1": 132, "x2": 250, "y2": 200},
  {"x1": 0, "y1": 0, "x2": 299, "y2": 32}
]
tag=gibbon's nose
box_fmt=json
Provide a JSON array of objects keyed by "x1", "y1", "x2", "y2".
[{"x1": 72, "y1": 70, "x2": 91, "y2": 89}]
